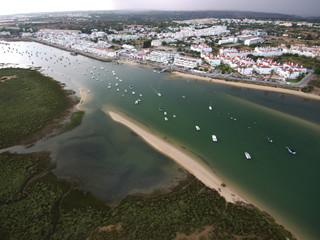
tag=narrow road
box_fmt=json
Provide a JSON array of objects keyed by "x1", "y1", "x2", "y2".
[{"x1": 292, "y1": 70, "x2": 314, "y2": 87}]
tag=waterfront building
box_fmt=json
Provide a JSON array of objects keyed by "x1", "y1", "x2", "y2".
[
  {"x1": 173, "y1": 55, "x2": 202, "y2": 69},
  {"x1": 146, "y1": 51, "x2": 176, "y2": 64}
]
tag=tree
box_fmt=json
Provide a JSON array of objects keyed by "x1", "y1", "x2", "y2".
[
  {"x1": 305, "y1": 34, "x2": 313, "y2": 40},
  {"x1": 143, "y1": 40, "x2": 152, "y2": 48}
]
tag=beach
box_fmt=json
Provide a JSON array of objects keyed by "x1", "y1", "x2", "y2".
[
  {"x1": 170, "y1": 71, "x2": 320, "y2": 100},
  {"x1": 102, "y1": 106, "x2": 247, "y2": 204}
]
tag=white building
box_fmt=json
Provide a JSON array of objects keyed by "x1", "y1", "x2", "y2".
[
  {"x1": 122, "y1": 44, "x2": 135, "y2": 50},
  {"x1": 218, "y1": 37, "x2": 238, "y2": 45},
  {"x1": 254, "y1": 46, "x2": 284, "y2": 56},
  {"x1": 173, "y1": 55, "x2": 202, "y2": 69},
  {"x1": 254, "y1": 65, "x2": 273, "y2": 75},
  {"x1": 277, "y1": 68, "x2": 300, "y2": 79},
  {"x1": 151, "y1": 40, "x2": 162, "y2": 47},
  {"x1": 190, "y1": 43, "x2": 212, "y2": 53},
  {"x1": 146, "y1": 51, "x2": 176, "y2": 64},
  {"x1": 238, "y1": 66, "x2": 253, "y2": 75},
  {"x1": 244, "y1": 37, "x2": 264, "y2": 46}
]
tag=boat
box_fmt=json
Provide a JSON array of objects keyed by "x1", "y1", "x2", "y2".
[
  {"x1": 195, "y1": 126, "x2": 200, "y2": 131},
  {"x1": 244, "y1": 152, "x2": 251, "y2": 159},
  {"x1": 267, "y1": 137, "x2": 273, "y2": 143},
  {"x1": 164, "y1": 112, "x2": 167, "y2": 115},
  {"x1": 164, "y1": 117, "x2": 168, "y2": 121},
  {"x1": 209, "y1": 106, "x2": 213, "y2": 110},
  {"x1": 212, "y1": 135, "x2": 218, "y2": 142},
  {"x1": 286, "y1": 147, "x2": 296, "y2": 155},
  {"x1": 159, "y1": 107, "x2": 163, "y2": 111},
  {"x1": 157, "y1": 92, "x2": 162, "y2": 97}
]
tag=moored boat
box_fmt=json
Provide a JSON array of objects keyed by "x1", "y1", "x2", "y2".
[
  {"x1": 195, "y1": 125, "x2": 200, "y2": 131},
  {"x1": 244, "y1": 152, "x2": 251, "y2": 159},
  {"x1": 286, "y1": 147, "x2": 296, "y2": 155},
  {"x1": 267, "y1": 137, "x2": 273, "y2": 143},
  {"x1": 212, "y1": 135, "x2": 217, "y2": 142}
]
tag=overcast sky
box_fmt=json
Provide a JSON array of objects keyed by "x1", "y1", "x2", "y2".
[{"x1": 0, "y1": 0, "x2": 319, "y2": 17}]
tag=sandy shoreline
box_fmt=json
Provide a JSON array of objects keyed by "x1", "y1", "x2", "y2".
[
  {"x1": 102, "y1": 107, "x2": 246, "y2": 204},
  {"x1": 171, "y1": 71, "x2": 320, "y2": 100}
]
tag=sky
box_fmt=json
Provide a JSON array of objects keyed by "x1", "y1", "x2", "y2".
[{"x1": 0, "y1": 0, "x2": 319, "y2": 17}]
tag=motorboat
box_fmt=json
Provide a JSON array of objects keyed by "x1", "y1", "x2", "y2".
[
  {"x1": 244, "y1": 152, "x2": 251, "y2": 159},
  {"x1": 195, "y1": 126, "x2": 200, "y2": 131},
  {"x1": 209, "y1": 106, "x2": 213, "y2": 110},
  {"x1": 267, "y1": 137, "x2": 273, "y2": 143}
]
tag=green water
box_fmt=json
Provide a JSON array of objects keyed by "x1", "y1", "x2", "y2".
[{"x1": 1, "y1": 41, "x2": 320, "y2": 240}]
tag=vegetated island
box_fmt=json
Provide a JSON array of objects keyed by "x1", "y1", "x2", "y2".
[{"x1": 0, "y1": 68, "x2": 297, "y2": 240}]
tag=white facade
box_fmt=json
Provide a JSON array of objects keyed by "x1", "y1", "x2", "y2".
[
  {"x1": 277, "y1": 68, "x2": 300, "y2": 79},
  {"x1": 244, "y1": 37, "x2": 264, "y2": 46},
  {"x1": 190, "y1": 43, "x2": 212, "y2": 53},
  {"x1": 146, "y1": 51, "x2": 175, "y2": 64},
  {"x1": 218, "y1": 37, "x2": 238, "y2": 45},
  {"x1": 254, "y1": 65, "x2": 272, "y2": 75},
  {"x1": 151, "y1": 40, "x2": 162, "y2": 47},
  {"x1": 173, "y1": 56, "x2": 202, "y2": 69},
  {"x1": 238, "y1": 67, "x2": 253, "y2": 75}
]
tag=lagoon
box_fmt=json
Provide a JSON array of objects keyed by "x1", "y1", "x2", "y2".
[{"x1": 1, "y1": 41, "x2": 320, "y2": 240}]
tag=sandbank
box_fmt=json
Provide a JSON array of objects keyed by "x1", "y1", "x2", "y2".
[
  {"x1": 170, "y1": 71, "x2": 320, "y2": 101},
  {"x1": 102, "y1": 107, "x2": 246, "y2": 204}
]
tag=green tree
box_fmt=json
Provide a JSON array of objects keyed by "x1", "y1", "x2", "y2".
[{"x1": 143, "y1": 40, "x2": 152, "y2": 48}]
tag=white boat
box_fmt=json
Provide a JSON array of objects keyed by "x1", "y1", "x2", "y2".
[
  {"x1": 157, "y1": 92, "x2": 162, "y2": 97},
  {"x1": 244, "y1": 152, "x2": 251, "y2": 159},
  {"x1": 212, "y1": 135, "x2": 218, "y2": 142},
  {"x1": 195, "y1": 126, "x2": 200, "y2": 131},
  {"x1": 164, "y1": 117, "x2": 168, "y2": 121},
  {"x1": 164, "y1": 112, "x2": 167, "y2": 115},
  {"x1": 286, "y1": 147, "x2": 296, "y2": 155},
  {"x1": 209, "y1": 106, "x2": 213, "y2": 110}
]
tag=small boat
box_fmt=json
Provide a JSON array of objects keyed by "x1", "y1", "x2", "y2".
[
  {"x1": 267, "y1": 137, "x2": 273, "y2": 143},
  {"x1": 159, "y1": 107, "x2": 163, "y2": 111},
  {"x1": 173, "y1": 114, "x2": 176, "y2": 118},
  {"x1": 157, "y1": 92, "x2": 162, "y2": 97},
  {"x1": 244, "y1": 152, "x2": 251, "y2": 159},
  {"x1": 129, "y1": 85, "x2": 133, "y2": 89},
  {"x1": 286, "y1": 147, "x2": 296, "y2": 155},
  {"x1": 195, "y1": 126, "x2": 200, "y2": 131},
  {"x1": 209, "y1": 106, "x2": 213, "y2": 110},
  {"x1": 164, "y1": 112, "x2": 167, "y2": 115},
  {"x1": 164, "y1": 117, "x2": 168, "y2": 121},
  {"x1": 212, "y1": 135, "x2": 218, "y2": 142}
]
